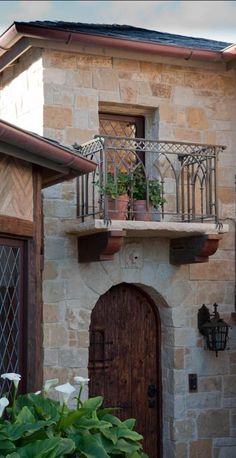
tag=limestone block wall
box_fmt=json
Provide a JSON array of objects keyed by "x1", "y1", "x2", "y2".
[
  {"x1": 41, "y1": 48, "x2": 236, "y2": 458},
  {"x1": 0, "y1": 46, "x2": 235, "y2": 457}
]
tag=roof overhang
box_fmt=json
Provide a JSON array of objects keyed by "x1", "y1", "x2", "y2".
[
  {"x1": 0, "y1": 22, "x2": 235, "y2": 73},
  {"x1": 0, "y1": 119, "x2": 96, "y2": 188}
]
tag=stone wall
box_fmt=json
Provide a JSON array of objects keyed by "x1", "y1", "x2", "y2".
[{"x1": 0, "y1": 45, "x2": 235, "y2": 458}]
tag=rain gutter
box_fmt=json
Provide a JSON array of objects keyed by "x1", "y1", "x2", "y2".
[
  {"x1": 0, "y1": 119, "x2": 96, "y2": 186},
  {"x1": 1, "y1": 22, "x2": 235, "y2": 73}
]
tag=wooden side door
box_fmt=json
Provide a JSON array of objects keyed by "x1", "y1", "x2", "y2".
[{"x1": 89, "y1": 283, "x2": 161, "y2": 458}]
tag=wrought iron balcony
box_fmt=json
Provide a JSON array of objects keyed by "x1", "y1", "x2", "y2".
[{"x1": 76, "y1": 136, "x2": 225, "y2": 224}]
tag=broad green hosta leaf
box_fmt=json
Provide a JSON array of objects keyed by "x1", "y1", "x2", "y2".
[
  {"x1": 100, "y1": 426, "x2": 117, "y2": 445},
  {"x1": 112, "y1": 438, "x2": 141, "y2": 454},
  {"x1": 27, "y1": 395, "x2": 59, "y2": 422},
  {"x1": 82, "y1": 396, "x2": 103, "y2": 411},
  {"x1": 99, "y1": 413, "x2": 122, "y2": 427},
  {"x1": 121, "y1": 418, "x2": 136, "y2": 430},
  {"x1": 77, "y1": 418, "x2": 112, "y2": 430},
  {"x1": 15, "y1": 437, "x2": 67, "y2": 458},
  {"x1": 54, "y1": 438, "x2": 75, "y2": 457},
  {"x1": 0, "y1": 440, "x2": 15, "y2": 451},
  {"x1": 116, "y1": 427, "x2": 143, "y2": 442},
  {"x1": 7, "y1": 419, "x2": 53, "y2": 441},
  {"x1": 15, "y1": 407, "x2": 35, "y2": 425},
  {"x1": 76, "y1": 431, "x2": 109, "y2": 458},
  {"x1": 5, "y1": 453, "x2": 20, "y2": 458},
  {"x1": 127, "y1": 453, "x2": 149, "y2": 458},
  {"x1": 59, "y1": 408, "x2": 91, "y2": 430}
]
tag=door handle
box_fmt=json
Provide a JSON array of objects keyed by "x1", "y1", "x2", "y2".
[{"x1": 148, "y1": 384, "x2": 157, "y2": 398}]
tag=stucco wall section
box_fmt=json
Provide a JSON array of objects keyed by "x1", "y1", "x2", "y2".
[
  {"x1": 0, "y1": 48, "x2": 44, "y2": 134},
  {"x1": 0, "y1": 155, "x2": 33, "y2": 220}
]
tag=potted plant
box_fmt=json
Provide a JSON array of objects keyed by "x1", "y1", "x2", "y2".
[
  {"x1": 132, "y1": 166, "x2": 150, "y2": 221},
  {"x1": 132, "y1": 166, "x2": 166, "y2": 221},
  {"x1": 100, "y1": 171, "x2": 130, "y2": 220},
  {"x1": 149, "y1": 178, "x2": 166, "y2": 221}
]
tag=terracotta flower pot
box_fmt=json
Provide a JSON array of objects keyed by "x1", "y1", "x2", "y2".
[
  {"x1": 107, "y1": 193, "x2": 129, "y2": 220},
  {"x1": 133, "y1": 200, "x2": 150, "y2": 221}
]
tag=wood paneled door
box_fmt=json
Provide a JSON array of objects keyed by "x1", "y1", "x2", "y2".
[{"x1": 89, "y1": 283, "x2": 162, "y2": 458}]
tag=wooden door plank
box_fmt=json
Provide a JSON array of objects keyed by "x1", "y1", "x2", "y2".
[{"x1": 88, "y1": 283, "x2": 161, "y2": 458}]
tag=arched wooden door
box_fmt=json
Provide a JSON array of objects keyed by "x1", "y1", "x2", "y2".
[{"x1": 89, "y1": 283, "x2": 162, "y2": 458}]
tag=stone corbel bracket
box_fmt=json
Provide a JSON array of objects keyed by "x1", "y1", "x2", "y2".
[
  {"x1": 78, "y1": 230, "x2": 126, "y2": 262},
  {"x1": 170, "y1": 234, "x2": 222, "y2": 265}
]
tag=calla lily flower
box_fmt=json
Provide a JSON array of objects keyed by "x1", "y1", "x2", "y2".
[
  {"x1": 1, "y1": 373, "x2": 21, "y2": 389},
  {"x1": 34, "y1": 391, "x2": 41, "y2": 395},
  {"x1": 43, "y1": 378, "x2": 59, "y2": 393},
  {"x1": 74, "y1": 376, "x2": 90, "y2": 386},
  {"x1": 54, "y1": 382, "x2": 76, "y2": 405},
  {"x1": 0, "y1": 397, "x2": 9, "y2": 417}
]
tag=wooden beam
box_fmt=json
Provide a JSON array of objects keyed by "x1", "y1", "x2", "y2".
[
  {"x1": 0, "y1": 214, "x2": 34, "y2": 237},
  {"x1": 27, "y1": 167, "x2": 43, "y2": 392},
  {"x1": 0, "y1": 37, "x2": 31, "y2": 72},
  {"x1": 169, "y1": 234, "x2": 222, "y2": 265},
  {"x1": 78, "y1": 230, "x2": 126, "y2": 262}
]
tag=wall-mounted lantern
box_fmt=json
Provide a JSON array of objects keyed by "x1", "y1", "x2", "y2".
[{"x1": 198, "y1": 303, "x2": 230, "y2": 356}]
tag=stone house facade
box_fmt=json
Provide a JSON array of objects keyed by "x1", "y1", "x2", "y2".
[{"x1": 0, "y1": 21, "x2": 236, "y2": 458}]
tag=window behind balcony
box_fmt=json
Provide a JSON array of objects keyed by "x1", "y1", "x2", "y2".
[
  {"x1": 99, "y1": 113, "x2": 145, "y2": 139},
  {"x1": 99, "y1": 113, "x2": 145, "y2": 170}
]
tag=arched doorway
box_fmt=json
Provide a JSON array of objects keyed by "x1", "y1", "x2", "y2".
[{"x1": 88, "y1": 283, "x2": 162, "y2": 458}]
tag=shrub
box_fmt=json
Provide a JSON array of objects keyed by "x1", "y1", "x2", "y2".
[{"x1": 0, "y1": 374, "x2": 148, "y2": 458}]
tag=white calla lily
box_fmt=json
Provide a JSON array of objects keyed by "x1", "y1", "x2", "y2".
[
  {"x1": 1, "y1": 373, "x2": 21, "y2": 389},
  {"x1": 0, "y1": 397, "x2": 9, "y2": 417},
  {"x1": 74, "y1": 376, "x2": 90, "y2": 386},
  {"x1": 43, "y1": 378, "x2": 59, "y2": 393},
  {"x1": 34, "y1": 391, "x2": 41, "y2": 395},
  {"x1": 54, "y1": 382, "x2": 76, "y2": 405}
]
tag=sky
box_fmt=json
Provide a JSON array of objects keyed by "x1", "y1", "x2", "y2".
[{"x1": 0, "y1": 0, "x2": 236, "y2": 44}]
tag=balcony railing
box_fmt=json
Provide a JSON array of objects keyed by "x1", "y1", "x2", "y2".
[{"x1": 76, "y1": 136, "x2": 225, "y2": 224}]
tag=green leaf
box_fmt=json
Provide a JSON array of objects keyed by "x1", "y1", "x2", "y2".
[
  {"x1": 76, "y1": 431, "x2": 109, "y2": 458},
  {"x1": 100, "y1": 414, "x2": 122, "y2": 427},
  {"x1": 112, "y1": 438, "x2": 140, "y2": 454},
  {"x1": 15, "y1": 407, "x2": 35, "y2": 425},
  {"x1": 15, "y1": 437, "x2": 61, "y2": 458},
  {"x1": 0, "y1": 439, "x2": 15, "y2": 451},
  {"x1": 5, "y1": 454, "x2": 20, "y2": 458},
  {"x1": 59, "y1": 408, "x2": 91, "y2": 430},
  {"x1": 78, "y1": 418, "x2": 112, "y2": 430},
  {"x1": 100, "y1": 426, "x2": 117, "y2": 445},
  {"x1": 121, "y1": 418, "x2": 136, "y2": 430},
  {"x1": 7, "y1": 419, "x2": 53, "y2": 441},
  {"x1": 54, "y1": 438, "x2": 75, "y2": 457},
  {"x1": 82, "y1": 396, "x2": 104, "y2": 411},
  {"x1": 117, "y1": 427, "x2": 143, "y2": 441},
  {"x1": 27, "y1": 395, "x2": 59, "y2": 422}
]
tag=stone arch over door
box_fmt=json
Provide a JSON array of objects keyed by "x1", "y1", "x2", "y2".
[{"x1": 88, "y1": 282, "x2": 163, "y2": 458}]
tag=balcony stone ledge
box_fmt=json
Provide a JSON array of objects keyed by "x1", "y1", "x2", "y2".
[{"x1": 63, "y1": 219, "x2": 228, "y2": 239}]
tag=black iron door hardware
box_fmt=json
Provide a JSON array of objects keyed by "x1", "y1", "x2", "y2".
[{"x1": 148, "y1": 384, "x2": 157, "y2": 398}]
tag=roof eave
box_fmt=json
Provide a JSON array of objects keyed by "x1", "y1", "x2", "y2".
[
  {"x1": 0, "y1": 22, "x2": 232, "y2": 72},
  {"x1": 0, "y1": 119, "x2": 96, "y2": 187}
]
